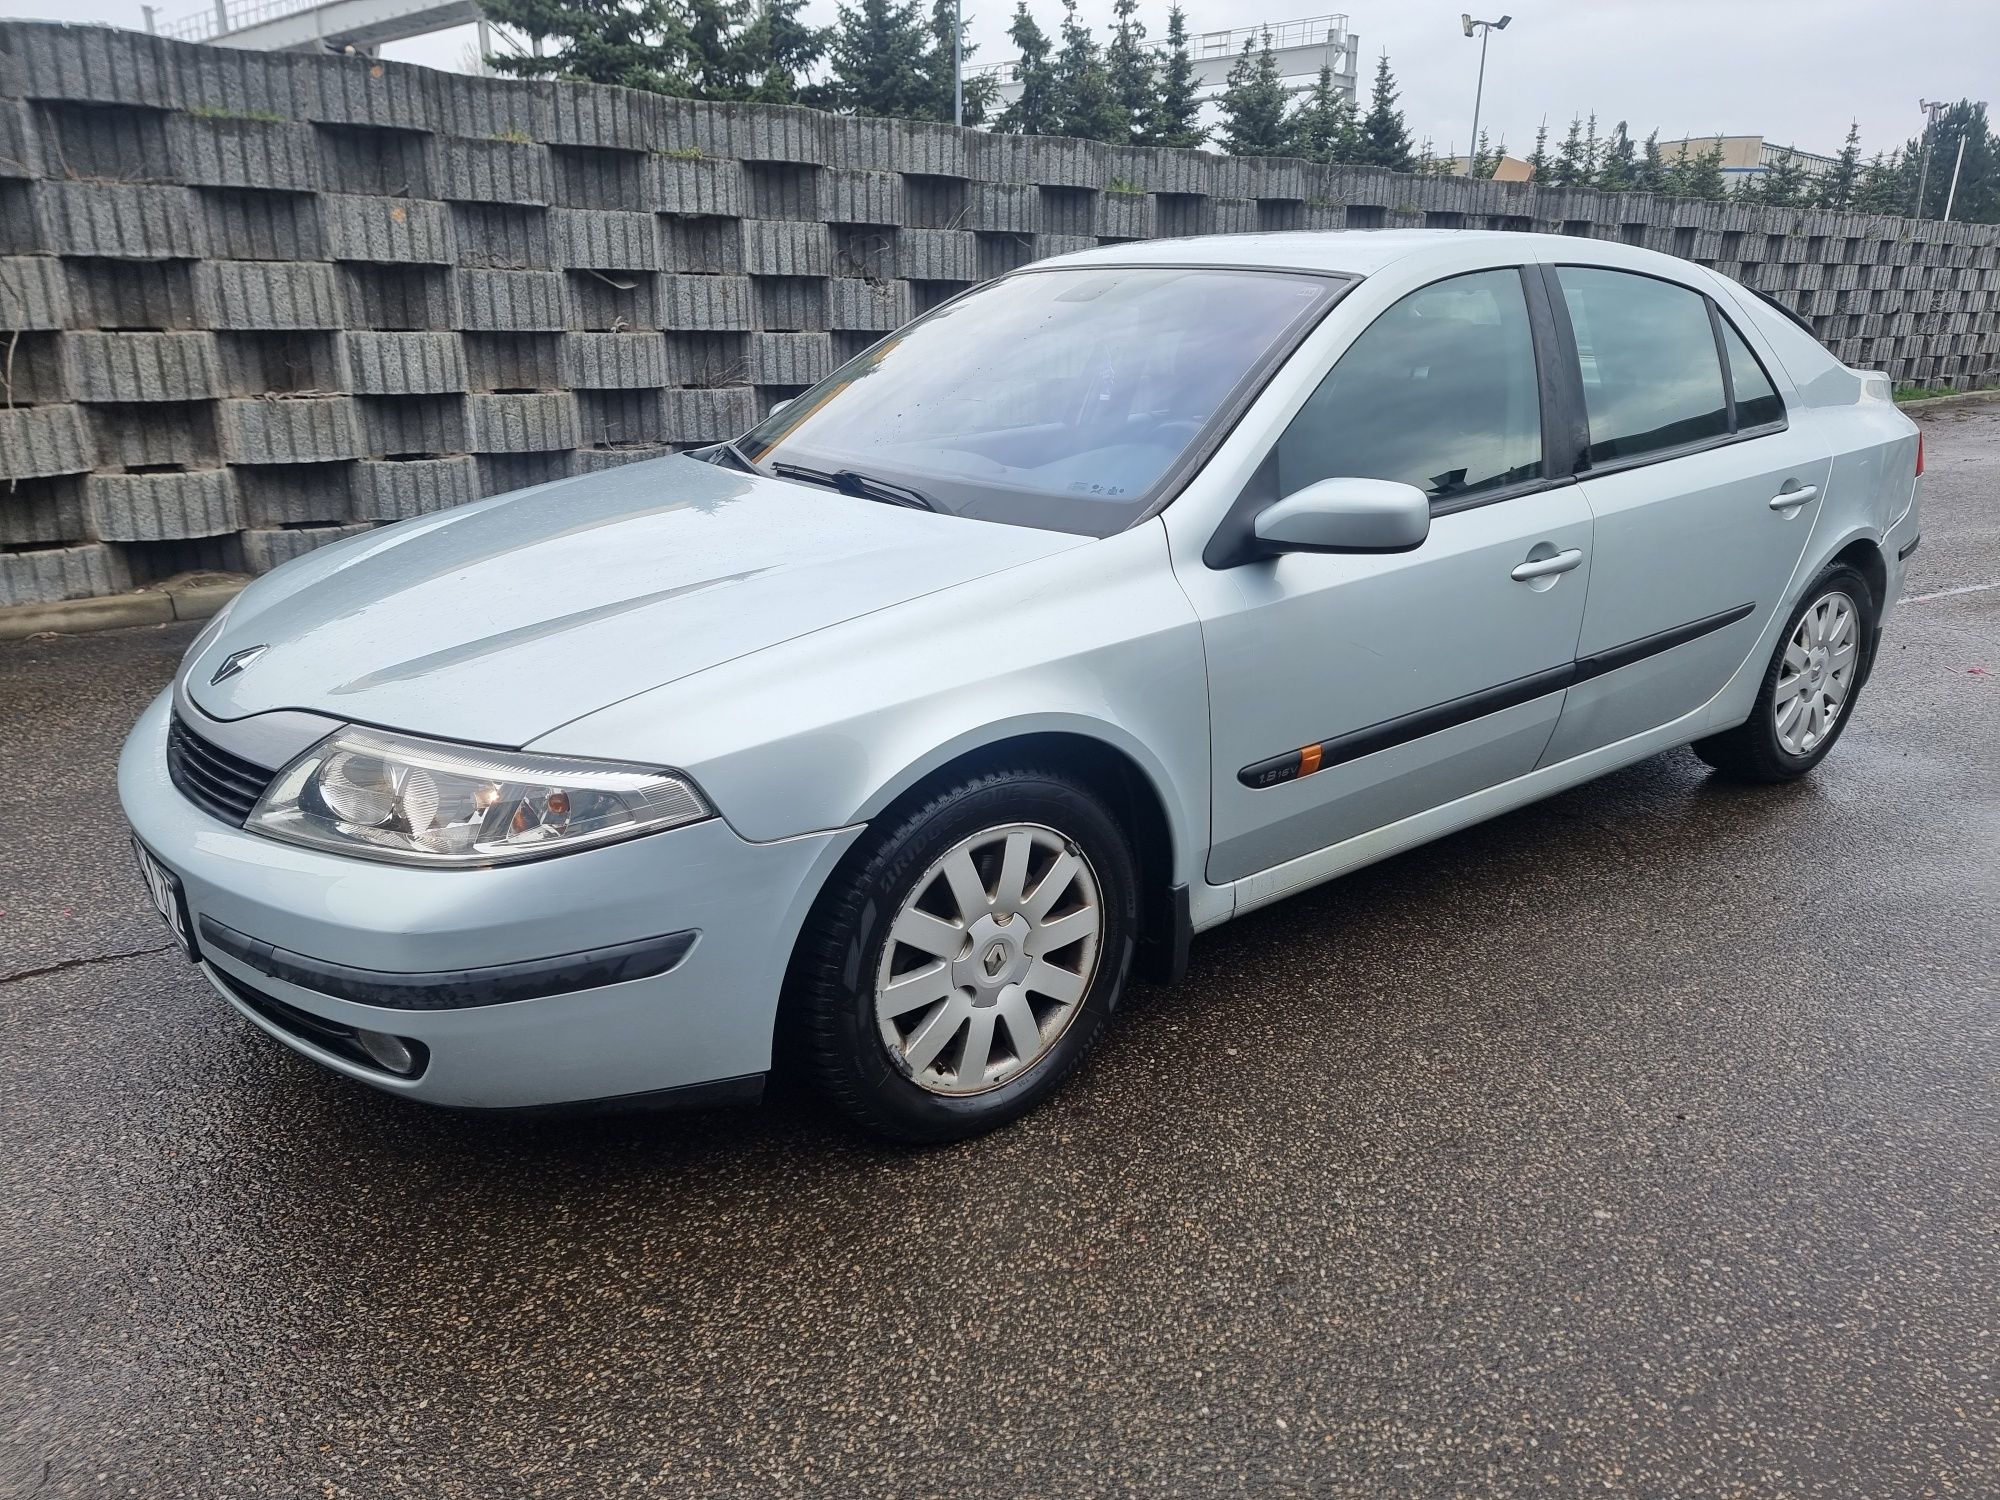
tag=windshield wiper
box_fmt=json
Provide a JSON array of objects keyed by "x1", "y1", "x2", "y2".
[
  {"x1": 770, "y1": 462, "x2": 941, "y2": 513},
  {"x1": 707, "y1": 439, "x2": 768, "y2": 476}
]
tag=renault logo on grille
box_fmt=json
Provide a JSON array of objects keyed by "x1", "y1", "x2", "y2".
[{"x1": 210, "y1": 645, "x2": 268, "y2": 684}]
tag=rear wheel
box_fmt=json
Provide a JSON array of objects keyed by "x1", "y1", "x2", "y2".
[
  {"x1": 1693, "y1": 562, "x2": 1875, "y2": 783},
  {"x1": 789, "y1": 765, "x2": 1138, "y2": 1143}
]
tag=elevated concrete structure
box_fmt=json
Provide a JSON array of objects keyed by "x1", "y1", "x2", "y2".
[{"x1": 161, "y1": 0, "x2": 478, "y2": 52}]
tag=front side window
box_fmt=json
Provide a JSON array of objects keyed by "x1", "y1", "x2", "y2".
[
  {"x1": 738, "y1": 267, "x2": 1337, "y2": 538},
  {"x1": 1557, "y1": 266, "x2": 1729, "y2": 463},
  {"x1": 1272, "y1": 268, "x2": 1543, "y2": 506}
]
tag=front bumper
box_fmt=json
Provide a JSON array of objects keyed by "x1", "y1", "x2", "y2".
[{"x1": 118, "y1": 689, "x2": 859, "y2": 1108}]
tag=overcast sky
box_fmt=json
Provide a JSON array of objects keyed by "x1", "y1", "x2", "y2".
[{"x1": 2, "y1": 0, "x2": 1993, "y2": 163}]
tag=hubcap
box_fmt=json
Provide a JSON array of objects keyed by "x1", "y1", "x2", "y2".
[
  {"x1": 874, "y1": 822, "x2": 1103, "y2": 1097},
  {"x1": 1774, "y1": 590, "x2": 1858, "y2": 756}
]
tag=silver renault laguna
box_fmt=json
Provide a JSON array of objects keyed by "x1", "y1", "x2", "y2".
[{"x1": 120, "y1": 231, "x2": 1923, "y2": 1141}]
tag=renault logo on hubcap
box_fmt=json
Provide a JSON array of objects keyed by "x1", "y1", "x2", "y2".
[
  {"x1": 210, "y1": 645, "x2": 268, "y2": 685},
  {"x1": 982, "y1": 942, "x2": 1009, "y2": 978}
]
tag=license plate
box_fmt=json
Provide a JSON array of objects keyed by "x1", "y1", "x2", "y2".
[{"x1": 131, "y1": 837, "x2": 197, "y2": 962}]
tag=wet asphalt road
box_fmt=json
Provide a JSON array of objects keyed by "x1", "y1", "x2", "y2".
[{"x1": 3, "y1": 411, "x2": 1996, "y2": 1500}]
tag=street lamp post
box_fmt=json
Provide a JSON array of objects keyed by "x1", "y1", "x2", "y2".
[
  {"x1": 1461, "y1": 13, "x2": 1512, "y2": 175},
  {"x1": 1914, "y1": 98, "x2": 1947, "y2": 218}
]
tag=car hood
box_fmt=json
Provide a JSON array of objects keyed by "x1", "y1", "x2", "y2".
[{"x1": 185, "y1": 456, "x2": 1087, "y2": 748}]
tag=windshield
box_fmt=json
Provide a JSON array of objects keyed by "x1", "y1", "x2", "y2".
[{"x1": 736, "y1": 266, "x2": 1339, "y2": 537}]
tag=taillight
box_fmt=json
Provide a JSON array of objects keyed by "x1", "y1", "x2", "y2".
[{"x1": 1916, "y1": 431, "x2": 1925, "y2": 476}]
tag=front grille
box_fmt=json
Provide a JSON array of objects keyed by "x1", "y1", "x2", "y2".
[{"x1": 167, "y1": 713, "x2": 274, "y2": 825}]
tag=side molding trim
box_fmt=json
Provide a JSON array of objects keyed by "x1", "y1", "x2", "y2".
[{"x1": 1238, "y1": 602, "x2": 1755, "y2": 789}]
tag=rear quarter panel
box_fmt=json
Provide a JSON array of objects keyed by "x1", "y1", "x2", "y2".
[{"x1": 1703, "y1": 281, "x2": 1920, "y2": 725}]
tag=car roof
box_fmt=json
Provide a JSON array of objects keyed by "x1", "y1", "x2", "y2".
[{"x1": 1035, "y1": 229, "x2": 1684, "y2": 282}]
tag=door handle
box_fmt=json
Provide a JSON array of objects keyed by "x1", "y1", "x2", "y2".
[
  {"x1": 1511, "y1": 548, "x2": 1584, "y2": 582},
  {"x1": 1769, "y1": 485, "x2": 1819, "y2": 510}
]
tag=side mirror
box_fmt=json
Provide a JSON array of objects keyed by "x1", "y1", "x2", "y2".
[{"x1": 1252, "y1": 477, "x2": 1431, "y2": 556}]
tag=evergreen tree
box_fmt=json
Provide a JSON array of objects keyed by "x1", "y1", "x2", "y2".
[
  {"x1": 1524, "y1": 119, "x2": 1550, "y2": 180},
  {"x1": 916, "y1": 0, "x2": 992, "y2": 123},
  {"x1": 1667, "y1": 138, "x2": 1726, "y2": 198},
  {"x1": 1287, "y1": 63, "x2": 1359, "y2": 165},
  {"x1": 996, "y1": 1, "x2": 1057, "y2": 135},
  {"x1": 1632, "y1": 128, "x2": 1666, "y2": 193},
  {"x1": 1051, "y1": 0, "x2": 1123, "y2": 142},
  {"x1": 1815, "y1": 120, "x2": 1862, "y2": 211},
  {"x1": 1855, "y1": 150, "x2": 1912, "y2": 216},
  {"x1": 1217, "y1": 29, "x2": 1290, "y2": 158},
  {"x1": 827, "y1": 0, "x2": 930, "y2": 119},
  {"x1": 1583, "y1": 111, "x2": 1601, "y2": 183},
  {"x1": 1666, "y1": 141, "x2": 1694, "y2": 196},
  {"x1": 1596, "y1": 119, "x2": 1637, "y2": 192},
  {"x1": 1105, "y1": 0, "x2": 1154, "y2": 145},
  {"x1": 1147, "y1": 4, "x2": 1205, "y2": 149},
  {"x1": 685, "y1": 0, "x2": 752, "y2": 98},
  {"x1": 1465, "y1": 127, "x2": 1496, "y2": 179},
  {"x1": 1357, "y1": 51, "x2": 1415, "y2": 171},
  {"x1": 1685, "y1": 138, "x2": 1727, "y2": 199},
  {"x1": 1909, "y1": 100, "x2": 1997, "y2": 222},
  {"x1": 741, "y1": 0, "x2": 830, "y2": 107},
  {"x1": 1755, "y1": 146, "x2": 1810, "y2": 208},
  {"x1": 481, "y1": 0, "x2": 694, "y2": 93},
  {"x1": 1550, "y1": 116, "x2": 1586, "y2": 187}
]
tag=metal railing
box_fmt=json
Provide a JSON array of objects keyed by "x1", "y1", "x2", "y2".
[
  {"x1": 1175, "y1": 13, "x2": 1350, "y2": 62},
  {"x1": 160, "y1": 0, "x2": 329, "y2": 43}
]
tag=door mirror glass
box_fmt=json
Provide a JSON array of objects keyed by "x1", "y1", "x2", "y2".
[{"x1": 1252, "y1": 477, "x2": 1431, "y2": 555}]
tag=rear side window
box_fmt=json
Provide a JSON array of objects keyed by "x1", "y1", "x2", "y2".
[
  {"x1": 1275, "y1": 268, "x2": 1543, "y2": 505},
  {"x1": 1719, "y1": 316, "x2": 1784, "y2": 429},
  {"x1": 1557, "y1": 267, "x2": 1728, "y2": 463}
]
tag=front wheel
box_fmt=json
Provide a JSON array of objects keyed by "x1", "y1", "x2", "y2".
[
  {"x1": 788, "y1": 765, "x2": 1138, "y2": 1143},
  {"x1": 1693, "y1": 562, "x2": 1875, "y2": 783}
]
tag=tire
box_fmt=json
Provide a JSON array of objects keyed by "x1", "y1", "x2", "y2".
[
  {"x1": 1693, "y1": 562, "x2": 1876, "y2": 783},
  {"x1": 788, "y1": 764, "x2": 1138, "y2": 1144}
]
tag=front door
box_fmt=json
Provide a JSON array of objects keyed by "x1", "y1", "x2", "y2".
[
  {"x1": 1538, "y1": 265, "x2": 1827, "y2": 763},
  {"x1": 1182, "y1": 267, "x2": 1594, "y2": 885}
]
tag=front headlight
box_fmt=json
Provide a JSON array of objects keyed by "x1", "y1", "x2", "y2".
[{"x1": 247, "y1": 727, "x2": 712, "y2": 867}]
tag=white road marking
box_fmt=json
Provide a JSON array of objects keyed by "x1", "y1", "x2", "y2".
[{"x1": 1907, "y1": 580, "x2": 2000, "y2": 603}]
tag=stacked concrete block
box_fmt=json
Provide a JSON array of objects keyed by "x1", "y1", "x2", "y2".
[
  {"x1": 85, "y1": 469, "x2": 241, "y2": 541},
  {"x1": 347, "y1": 331, "x2": 465, "y2": 394},
  {"x1": 564, "y1": 332, "x2": 667, "y2": 389},
  {"x1": 470, "y1": 390, "x2": 579, "y2": 453},
  {"x1": 174, "y1": 115, "x2": 321, "y2": 193},
  {"x1": 352, "y1": 454, "x2": 480, "y2": 520},
  {"x1": 0, "y1": 406, "x2": 92, "y2": 482},
  {"x1": 2, "y1": 18, "x2": 1995, "y2": 607},
  {"x1": 62, "y1": 331, "x2": 219, "y2": 403}
]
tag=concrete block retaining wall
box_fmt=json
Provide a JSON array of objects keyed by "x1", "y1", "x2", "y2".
[{"x1": 2, "y1": 21, "x2": 1996, "y2": 605}]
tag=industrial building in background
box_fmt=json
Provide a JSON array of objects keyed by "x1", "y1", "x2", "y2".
[{"x1": 1658, "y1": 135, "x2": 1839, "y2": 185}]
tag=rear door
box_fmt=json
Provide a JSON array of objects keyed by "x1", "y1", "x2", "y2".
[{"x1": 1539, "y1": 264, "x2": 1828, "y2": 764}]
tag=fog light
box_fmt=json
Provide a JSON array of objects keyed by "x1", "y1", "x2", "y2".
[{"x1": 357, "y1": 1029, "x2": 417, "y2": 1075}]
